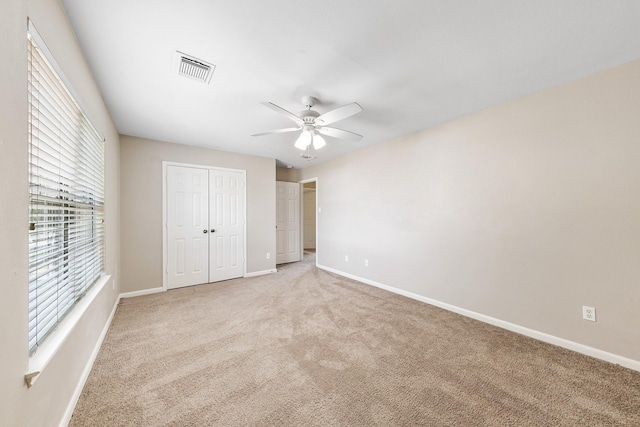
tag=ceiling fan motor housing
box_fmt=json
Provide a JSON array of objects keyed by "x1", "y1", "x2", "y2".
[{"x1": 300, "y1": 109, "x2": 320, "y2": 124}]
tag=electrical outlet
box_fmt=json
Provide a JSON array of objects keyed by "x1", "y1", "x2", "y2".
[
  {"x1": 582, "y1": 306, "x2": 596, "y2": 322},
  {"x1": 365, "y1": 259, "x2": 369, "y2": 266},
  {"x1": 266, "y1": 253, "x2": 270, "y2": 259},
  {"x1": 345, "y1": 255, "x2": 349, "y2": 262}
]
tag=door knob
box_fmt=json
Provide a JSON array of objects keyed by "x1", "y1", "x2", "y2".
[
  {"x1": 210, "y1": 229, "x2": 216, "y2": 233},
  {"x1": 203, "y1": 229, "x2": 208, "y2": 233}
]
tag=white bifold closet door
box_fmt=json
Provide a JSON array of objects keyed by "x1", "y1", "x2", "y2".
[{"x1": 167, "y1": 165, "x2": 245, "y2": 289}]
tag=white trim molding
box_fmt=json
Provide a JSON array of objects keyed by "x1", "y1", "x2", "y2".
[
  {"x1": 26, "y1": 275, "x2": 112, "y2": 387},
  {"x1": 298, "y1": 177, "x2": 319, "y2": 267},
  {"x1": 317, "y1": 264, "x2": 640, "y2": 373},
  {"x1": 120, "y1": 287, "x2": 165, "y2": 299},
  {"x1": 59, "y1": 292, "x2": 120, "y2": 427},
  {"x1": 245, "y1": 268, "x2": 277, "y2": 278}
]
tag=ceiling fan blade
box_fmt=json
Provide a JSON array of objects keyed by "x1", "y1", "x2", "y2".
[
  {"x1": 318, "y1": 126, "x2": 363, "y2": 141},
  {"x1": 261, "y1": 102, "x2": 304, "y2": 126},
  {"x1": 315, "y1": 102, "x2": 362, "y2": 126},
  {"x1": 251, "y1": 127, "x2": 301, "y2": 137}
]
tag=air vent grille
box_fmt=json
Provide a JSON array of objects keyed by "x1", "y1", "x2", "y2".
[{"x1": 176, "y1": 52, "x2": 215, "y2": 84}]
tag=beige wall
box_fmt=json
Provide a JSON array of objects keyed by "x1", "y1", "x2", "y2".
[
  {"x1": 301, "y1": 59, "x2": 640, "y2": 362},
  {"x1": 276, "y1": 166, "x2": 301, "y2": 182},
  {"x1": 0, "y1": 0, "x2": 121, "y2": 425},
  {"x1": 120, "y1": 136, "x2": 276, "y2": 293}
]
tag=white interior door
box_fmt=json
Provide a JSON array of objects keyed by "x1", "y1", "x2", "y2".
[
  {"x1": 303, "y1": 189, "x2": 316, "y2": 249},
  {"x1": 209, "y1": 169, "x2": 245, "y2": 282},
  {"x1": 166, "y1": 165, "x2": 245, "y2": 289},
  {"x1": 167, "y1": 165, "x2": 209, "y2": 289},
  {"x1": 276, "y1": 181, "x2": 300, "y2": 264}
]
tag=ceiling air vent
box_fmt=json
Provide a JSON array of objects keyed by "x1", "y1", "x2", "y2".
[{"x1": 175, "y1": 51, "x2": 215, "y2": 84}]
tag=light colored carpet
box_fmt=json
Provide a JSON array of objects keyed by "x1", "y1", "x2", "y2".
[{"x1": 71, "y1": 251, "x2": 640, "y2": 426}]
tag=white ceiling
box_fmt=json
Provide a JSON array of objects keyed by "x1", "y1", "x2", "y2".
[{"x1": 61, "y1": 0, "x2": 640, "y2": 169}]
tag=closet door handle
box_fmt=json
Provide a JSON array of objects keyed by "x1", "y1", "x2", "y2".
[
  {"x1": 210, "y1": 229, "x2": 216, "y2": 233},
  {"x1": 203, "y1": 229, "x2": 208, "y2": 234}
]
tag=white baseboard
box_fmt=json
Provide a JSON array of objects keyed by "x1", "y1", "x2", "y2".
[
  {"x1": 317, "y1": 264, "x2": 640, "y2": 373},
  {"x1": 120, "y1": 286, "x2": 164, "y2": 299},
  {"x1": 245, "y1": 268, "x2": 277, "y2": 278},
  {"x1": 59, "y1": 294, "x2": 120, "y2": 427}
]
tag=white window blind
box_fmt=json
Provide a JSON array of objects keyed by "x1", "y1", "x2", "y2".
[{"x1": 27, "y1": 30, "x2": 105, "y2": 355}]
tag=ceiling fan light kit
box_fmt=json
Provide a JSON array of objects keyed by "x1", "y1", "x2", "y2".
[
  {"x1": 294, "y1": 125, "x2": 326, "y2": 151},
  {"x1": 294, "y1": 129, "x2": 312, "y2": 150},
  {"x1": 312, "y1": 133, "x2": 326, "y2": 150},
  {"x1": 253, "y1": 96, "x2": 363, "y2": 155}
]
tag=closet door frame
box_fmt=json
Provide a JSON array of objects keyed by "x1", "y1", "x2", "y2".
[{"x1": 162, "y1": 161, "x2": 247, "y2": 291}]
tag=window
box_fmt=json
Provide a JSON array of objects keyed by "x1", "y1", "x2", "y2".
[{"x1": 27, "y1": 28, "x2": 105, "y2": 355}]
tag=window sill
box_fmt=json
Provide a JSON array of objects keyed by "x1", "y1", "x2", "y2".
[{"x1": 25, "y1": 274, "x2": 111, "y2": 388}]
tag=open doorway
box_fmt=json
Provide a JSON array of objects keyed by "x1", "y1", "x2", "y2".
[{"x1": 300, "y1": 178, "x2": 318, "y2": 265}]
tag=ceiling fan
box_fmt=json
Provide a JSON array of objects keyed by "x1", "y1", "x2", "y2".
[{"x1": 252, "y1": 96, "x2": 363, "y2": 152}]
